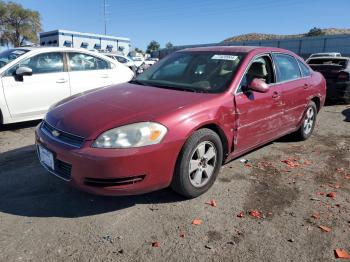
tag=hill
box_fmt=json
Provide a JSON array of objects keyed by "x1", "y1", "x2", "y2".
[{"x1": 223, "y1": 28, "x2": 350, "y2": 43}]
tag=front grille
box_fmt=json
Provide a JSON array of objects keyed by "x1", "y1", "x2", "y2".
[
  {"x1": 84, "y1": 175, "x2": 145, "y2": 187},
  {"x1": 55, "y1": 159, "x2": 72, "y2": 180},
  {"x1": 41, "y1": 121, "x2": 85, "y2": 148}
]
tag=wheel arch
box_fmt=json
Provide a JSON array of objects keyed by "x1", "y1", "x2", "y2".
[
  {"x1": 311, "y1": 96, "x2": 321, "y2": 112},
  {"x1": 194, "y1": 123, "x2": 229, "y2": 163},
  {"x1": 0, "y1": 108, "x2": 3, "y2": 125}
]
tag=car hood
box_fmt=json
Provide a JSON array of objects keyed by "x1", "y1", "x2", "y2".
[{"x1": 46, "y1": 83, "x2": 216, "y2": 139}]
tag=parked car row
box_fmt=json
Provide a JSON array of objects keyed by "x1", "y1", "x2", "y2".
[{"x1": 33, "y1": 46, "x2": 326, "y2": 198}]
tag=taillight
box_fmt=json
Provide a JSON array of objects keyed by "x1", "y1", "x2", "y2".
[{"x1": 338, "y1": 71, "x2": 349, "y2": 81}]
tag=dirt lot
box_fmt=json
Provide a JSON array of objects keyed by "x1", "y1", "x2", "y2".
[{"x1": 0, "y1": 104, "x2": 349, "y2": 262}]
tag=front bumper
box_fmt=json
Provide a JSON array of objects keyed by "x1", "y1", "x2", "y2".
[
  {"x1": 326, "y1": 80, "x2": 350, "y2": 102},
  {"x1": 35, "y1": 123, "x2": 182, "y2": 196}
]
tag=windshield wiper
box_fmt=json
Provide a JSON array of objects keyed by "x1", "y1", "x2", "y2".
[
  {"x1": 129, "y1": 79, "x2": 147, "y2": 86},
  {"x1": 148, "y1": 83, "x2": 200, "y2": 93}
]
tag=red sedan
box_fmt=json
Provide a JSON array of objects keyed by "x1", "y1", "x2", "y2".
[{"x1": 36, "y1": 46, "x2": 326, "y2": 198}]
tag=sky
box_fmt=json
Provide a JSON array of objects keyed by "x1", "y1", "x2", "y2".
[{"x1": 16, "y1": 0, "x2": 350, "y2": 50}]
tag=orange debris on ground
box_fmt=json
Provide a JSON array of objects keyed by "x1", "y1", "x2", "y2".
[
  {"x1": 334, "y1": 249, "x2": 350, "y2": 259},
  {"x1": 249, "y1": 210, "x2": 262, "y2": 219},
  {"x1": 237, "y1": 212, "x2": 245, "y2": 218},
  {"x1": 205, "y1": 200, "x2": 217, "y2": 207},
  {"x1": 327, "y1": 192, "x2": 336, "y2": 199},
  {"x1": 192, "y1": 219, "x2": 202, "y2": 225},
  {"x1": 281, "y1": 158, "x2": 300, "y2": 168},
  {"x1": 152, "y1": 241, "x2": 160, "y2": 247},
  {"x1": 318, "y1": 225, "x2": 331, "y2": 232}
]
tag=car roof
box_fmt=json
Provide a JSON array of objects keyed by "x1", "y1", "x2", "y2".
[
  {"x1": 181, "y1": 45, "x2": 295, "y2": 55},
  {"x1": 9, "y1": 46, "x2": 101, "y2": 53},
  {"x1": 312, "y1": 52, "x2": 340, "y2": 55}
]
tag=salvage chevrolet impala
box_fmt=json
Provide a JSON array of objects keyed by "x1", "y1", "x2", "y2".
[{"x1": 36, "y1": 46, "x2": 326, "y2": 198}]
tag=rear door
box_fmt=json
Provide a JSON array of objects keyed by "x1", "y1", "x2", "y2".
[
  {"x1": 233, "y1": 54, "x2": 285, "y2": 153},
  {"x1": 272, "y1": 53, "x2": 309, "y2": 129},
  {"x1": 2, "y1": 51, "x2": 70, "y2": 120},
  {"x1": 67, "y1": 52, "x2": 114, "y2": 94}
]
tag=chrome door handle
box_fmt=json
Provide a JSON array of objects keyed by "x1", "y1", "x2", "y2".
[{"x1": 56, "y1": 79, "x2": 68, "y2": 83}]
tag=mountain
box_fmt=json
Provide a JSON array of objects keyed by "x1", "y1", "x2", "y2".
[{"x1": 223, "y1": 28, "x2": 350, "y2": 43}]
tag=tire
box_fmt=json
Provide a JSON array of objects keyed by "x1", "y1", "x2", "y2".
[
  {"x1": 171, "y1": 128, "x2": 223, "y2": 198},
  {"x1": 293, "y1": 101, "x2": 317, "y2": 141}
]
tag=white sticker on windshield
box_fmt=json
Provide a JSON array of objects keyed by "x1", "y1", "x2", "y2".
[
  {"x1": 211, "y1": 54, "x2": 238, "y2": 61},
  {"x1": 12, "y1": 50, "x2": 25, "y2": 55}
]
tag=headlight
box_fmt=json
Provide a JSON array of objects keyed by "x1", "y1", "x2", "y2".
[{"x1": 92, "y1": 122, "x2": 167, "y2": 148}]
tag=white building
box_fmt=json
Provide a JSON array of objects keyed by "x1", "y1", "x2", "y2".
[{"x1": 39, "y1": 29, "x2": 131, "y2": 55}]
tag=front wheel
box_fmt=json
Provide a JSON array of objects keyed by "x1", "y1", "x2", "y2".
[
  {"x1": 171, "y1": 128, "x2": 223, "y2": 198},
  {"x1": 293, "y1": 101, "x2": 317, "y2": 141}
]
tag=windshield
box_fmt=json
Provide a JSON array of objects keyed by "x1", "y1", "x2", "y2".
[
  {"x1": 307, "y1": 58, "x2": 348, "y2": 69},
  {"x1": 134, "y1": 51, "x2": 245, "y2": 93},
  {"x1": 0, "y1": 49, "x2": 29, "y2": 68}
]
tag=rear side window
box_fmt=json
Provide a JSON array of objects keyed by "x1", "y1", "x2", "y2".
[
  {"x1": 273, "y1": 54, "x2": 301, "y2": 82},
  {"x1": 307, "y1": 58, "x2": 348, "y2": 69},
  {"x1": 68, "y1": 53, "x2": 111, "y2": 71},
  {"x1": 298, "y1": 60, "x2": 311, "y2": 77}
]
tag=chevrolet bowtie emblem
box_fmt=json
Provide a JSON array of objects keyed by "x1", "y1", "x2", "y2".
[{"x1": 52, "y1": 130, "x2": 60, "y2": 137}]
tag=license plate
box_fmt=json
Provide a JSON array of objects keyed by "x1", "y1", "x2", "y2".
[{"x1": 38, "y1": 145, "x2": 55, "y2": 170}]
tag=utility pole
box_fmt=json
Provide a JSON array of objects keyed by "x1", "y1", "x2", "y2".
[{"x1": 103, "y1": 0, "x2": 108, "y2": 35}]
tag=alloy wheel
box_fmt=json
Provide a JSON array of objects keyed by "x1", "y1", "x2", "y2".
[{"x1": 188, "y1": 141, "x2": 217, "y2": 188}]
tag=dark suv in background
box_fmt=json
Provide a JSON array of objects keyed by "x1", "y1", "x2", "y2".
[{"x1": 306, "y1": 57, "x2": 350, "y2": 103}]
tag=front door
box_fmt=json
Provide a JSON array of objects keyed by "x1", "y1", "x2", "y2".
[
  {"x1": 233, "y1": 54, "x2": 285, "y2": 154},
  {"x1": 2, "y1": 52, "x2": 70, "y2": 121}
]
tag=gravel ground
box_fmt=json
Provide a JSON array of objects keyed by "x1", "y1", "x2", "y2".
[{"x1": 0, "y1": 104, "x2": 349, "y2": 262}]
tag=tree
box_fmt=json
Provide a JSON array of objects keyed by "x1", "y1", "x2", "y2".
[
  {"x1": 165, "y1": 42, "x2": 174, "y2": 49},
  {"x1": 0, "y1": 1, "x2": 42, "y2": 47},
  {"x1": 134, "y1": 47, "x2": 144, "y2": 54},
  {"x1": 306, "y1": 27, "x2": 324, "y2": 37},
  {"x1": 146, "y1": 40, "x2": 160, "y2": 54}
]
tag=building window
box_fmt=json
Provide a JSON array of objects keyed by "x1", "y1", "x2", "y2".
[
  {"x1": 41, "y1": 42, "x2": 45, "y2": 46},
  {"x1": 53, "y1": 40, "x2": 57, "y2": 45},
  {"x1": 64, "y1": 40, "x2": 72, "y2": 47},
  {"x1": 48, "y1": 41, "x2": 52, "y2": 45},
  {"x1": 106, "y1": 44, "x2": 113, "y2": 51},
  {"x1": 118, "y1": 46, "x2": 125, "y2": 52},
  {"x1": 94, "y1": 43, "x2": 101, "y2": 50},
  {"x1": 81, "y1": 42, "x2": 89, "y2": 48}
]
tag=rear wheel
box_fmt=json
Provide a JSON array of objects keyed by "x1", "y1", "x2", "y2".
[
  {"x1": 171, "y1": 128, "x2": 223, "y2": 198},
  {"x1": 293, "y1": 101, "x2": 317, "y2": 141}
]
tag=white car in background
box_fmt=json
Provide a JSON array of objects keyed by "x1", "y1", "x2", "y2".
[
  {"x1": 104, "y1": 53, "x2": 137, "y2": 73},
  {"x1": 131, "y1": 56, "x2": 145, "y2": 67},
  {"x1": 0, "y1": 47, "x2": 134, "y2": 124},
  {"x1": 144, "y1": 57, "x2": 159, "y2": 66}
]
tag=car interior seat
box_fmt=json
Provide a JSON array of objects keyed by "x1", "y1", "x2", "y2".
[{"x1": 247, "y1": 62, "x2": 267, "y2": 82}]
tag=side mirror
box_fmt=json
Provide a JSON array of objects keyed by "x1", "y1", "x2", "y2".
[
  {"x1": 16, "y1": 66, "x2": 32, "y2": 77},
  {"x1": 248, "y1": 78, "x2": 269, "y2": 93}
]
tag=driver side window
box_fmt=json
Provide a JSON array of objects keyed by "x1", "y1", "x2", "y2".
[
  {"x1": 6, "y1": 52, "x2": 64, "y2": 76},
  {"x1": 238, "y1": 55, "x2": 275, "y2": 93}
]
